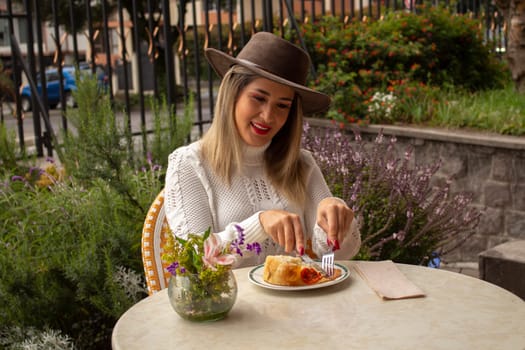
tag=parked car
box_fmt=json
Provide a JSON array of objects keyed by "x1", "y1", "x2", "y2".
[{"x1": 19, "y1": 65, "x2": 90, "y2": 112}]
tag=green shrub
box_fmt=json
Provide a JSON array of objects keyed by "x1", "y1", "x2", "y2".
[
  {"x1": 0, "y1": 122, "x2": 18, "y2": 173},
  {"x1": 285, "y1": 6, "x2": 510, "y2": 125},
  {"x1": 0, "y1": 174, "x2": 147, "y2": 348},
  {"x1": 0, "y1": 76, "x2": 193, "y2": 349},
  {"x1": 368, "y1": 6, "x2": 508, "y2": 90}
]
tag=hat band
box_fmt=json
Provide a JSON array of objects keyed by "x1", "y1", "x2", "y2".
[
  {"x1": 236, "y1": 58, "x2": 264, "y2": 72},
  {"x1": 235, "y1": 58, "x2": 303, "y2": 86},
  {"x1": 237, "y1": 58, "x2": 274, "y2": 74}
]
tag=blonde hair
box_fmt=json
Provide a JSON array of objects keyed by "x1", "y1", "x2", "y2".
[{"x1": 200, "y1": 65, "x2": 307, "y2": 205}]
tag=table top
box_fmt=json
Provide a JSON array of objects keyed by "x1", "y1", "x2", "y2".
[{"x1": 112, "y1": 261, "x2": 525, "y2": 350}]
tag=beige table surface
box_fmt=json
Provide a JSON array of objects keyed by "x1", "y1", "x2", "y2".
[{"x1": 112, "y1": 261, "x2": 525, "y2": 350}]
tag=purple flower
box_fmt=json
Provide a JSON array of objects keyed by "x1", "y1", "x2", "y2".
[
  {"x1": 393, "y1": 231, "x2": 406, "y2": 241},
  {"x1": 247, "y1": 243, "x2": 262, "y2": 255},
  {"x1": 11, "y1": 175, "x2": 25, "y2": 182},
  {"x1": 230, "y1": 224, "x2": 260, "y2": 258},
  {"x1": 301, "y1": 122, "x2": 481, "y2": 264},
  {"x1": 28, "y1": 167, "x2": 44, "y2": 176},
  {"x1": 234, "y1": 224, "x2": 245, "y2": 243},
  {"x1": 166, "y1": 262, "x2": 179, "y2": 276}
]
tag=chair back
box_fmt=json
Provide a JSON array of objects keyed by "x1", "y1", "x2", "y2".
[{"x1": 141, "y1": 189, "x2": 171, "y2": 295}]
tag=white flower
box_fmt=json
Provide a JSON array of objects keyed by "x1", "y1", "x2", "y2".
[{"x1": 368, "y1": 91, "x2": 397, "y2": 117}]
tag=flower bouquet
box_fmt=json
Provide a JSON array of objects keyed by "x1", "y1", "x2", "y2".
[{"x1": 162, "y1": 225, "x2": 260, "y2": 322}]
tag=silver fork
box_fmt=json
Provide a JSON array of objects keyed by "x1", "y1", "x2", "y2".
[
  {"x1": 300, "y1": 249, "x2": 335, "y2": 277},
  {"x1": 321, "y1": 250, "x2": 335, "y2": 277}
]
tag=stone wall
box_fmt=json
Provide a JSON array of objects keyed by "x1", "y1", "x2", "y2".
[{"x1": 308, "y1": 119, "x2": 525, "y2": 264}]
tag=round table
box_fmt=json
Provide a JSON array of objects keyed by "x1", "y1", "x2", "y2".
[{"x1": 112, "y1": 261, "x2": 525, "y2": 350}]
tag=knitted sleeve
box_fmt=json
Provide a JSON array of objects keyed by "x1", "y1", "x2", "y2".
[
  {"x1": 301, "y1": 150, "x2": 361, "y2": 259},
  {"x1": 164, "y1": 144, "x2": 269, "y2": 246},
  {"x1": 164, "y1": 144, "x2": 213, "y2": 237}
]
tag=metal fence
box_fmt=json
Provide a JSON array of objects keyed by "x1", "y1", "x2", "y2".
[{"x1": 1, "y1": 0, "x2": 506, "y2": 160}]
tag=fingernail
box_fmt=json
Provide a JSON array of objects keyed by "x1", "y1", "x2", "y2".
[
  {"x1": 299, "y1": 247, "x2": 305, "y2": 256},
  {"x1": 334, "y1": 240, "x2": 340, "y2": 250},
  {"x1": 327, "y1": 238, "x2": 331, "y2": 246}
]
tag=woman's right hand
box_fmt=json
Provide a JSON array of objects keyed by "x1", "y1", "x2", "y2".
[{"x1": 259, "y1": 210, "x2": 305, "y2": 254}]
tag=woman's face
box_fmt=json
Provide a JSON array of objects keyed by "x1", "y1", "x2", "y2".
[{"x1": 234, "y1": 77, "x2": 295, "y2": 147}]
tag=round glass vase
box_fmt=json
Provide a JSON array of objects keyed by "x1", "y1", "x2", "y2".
[{"x1": 167, "y1": 270, "x2": 238, "y2": 322}]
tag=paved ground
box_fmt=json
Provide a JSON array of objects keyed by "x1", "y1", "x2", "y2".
[{"x1": 440, "y1": 261, "x2": 479, "y2": 278}]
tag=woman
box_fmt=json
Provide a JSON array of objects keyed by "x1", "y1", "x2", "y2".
[{"x1": 165, "y1": 32, "x2": 360, "y2": 267}]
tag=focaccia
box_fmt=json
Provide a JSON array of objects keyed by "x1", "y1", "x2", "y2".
[{"x1": 262, "y1": 255, "x2": 341, "y2": 286}]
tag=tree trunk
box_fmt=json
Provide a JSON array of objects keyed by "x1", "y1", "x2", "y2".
[{"x1": 495, "y1": 0, "x2": 525, "y2": 93}]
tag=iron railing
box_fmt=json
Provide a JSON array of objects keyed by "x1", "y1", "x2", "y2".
[{"x1": 1, "y1": 0, "x2": 507, "y2": 160}]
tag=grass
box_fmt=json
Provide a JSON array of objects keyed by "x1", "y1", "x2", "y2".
[{"x1": 431, "y1": 84, "x2": 525, "y2": 136}]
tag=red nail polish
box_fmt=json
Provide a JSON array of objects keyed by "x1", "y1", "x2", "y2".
[
  {"x1": 334, "y1": 240, "x2": 340, "y2": 250},
  {"x1": 299, "y1": 247, "x2": 305, "y2": 256}
]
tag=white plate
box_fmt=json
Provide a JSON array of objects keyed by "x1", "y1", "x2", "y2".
[{"x1": 248, "y1": 262, "x2": 350, "y2": 291}]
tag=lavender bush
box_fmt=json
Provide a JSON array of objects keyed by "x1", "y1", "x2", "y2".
[{"x1": 303, "y1": 123, "x2": 481, "y2": 265}]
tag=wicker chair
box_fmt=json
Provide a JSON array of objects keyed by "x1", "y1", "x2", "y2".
[{"x1": 141, "y1": 190, "x2": 171, "y2": 295}]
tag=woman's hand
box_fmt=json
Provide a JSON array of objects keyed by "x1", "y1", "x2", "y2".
[
  {"x1": 317, "y1": 198, "x2": 354, "y2": 250},
  {"x1": 259, "y1": 210, "x2": 305, "y2": 254}
]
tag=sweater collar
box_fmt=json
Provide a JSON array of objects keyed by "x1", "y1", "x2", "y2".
[{"x1": 243, "y1": 142, "x2": 270, "y2": 166}]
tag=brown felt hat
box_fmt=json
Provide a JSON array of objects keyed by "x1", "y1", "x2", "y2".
[{"x1": 204, "y1": 31, "x2": 331, "y2": 115}]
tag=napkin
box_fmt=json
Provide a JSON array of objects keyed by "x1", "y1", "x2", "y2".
[{"x1": 354, "y1": 260, "x2": 426, "y2": 300}]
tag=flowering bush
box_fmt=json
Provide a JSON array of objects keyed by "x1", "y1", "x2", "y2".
[
  {"x1": 8, "y1": 158, "x2": 67, "y2": 190},
  {"x1": 284, "y1": 6, "x2": 509, "y2": 124},
  {"x1": 303, "y1": 124, "x2": 481, "y2": 264}
]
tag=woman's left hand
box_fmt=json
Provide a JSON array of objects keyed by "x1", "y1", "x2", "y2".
[{"x1": 316, "y1": 198, "x2": 354, "y2": 250}]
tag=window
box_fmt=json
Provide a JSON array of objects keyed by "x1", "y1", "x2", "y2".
[
  {"x1": 0, "y1": 19, "x2": 9, "y2": 46},
  {"x1": 46, "y1": 72, "x2": 59, "y2": 82},
  {"x1": 17, "y1": 18, "x2": 28, "y2": 44}
]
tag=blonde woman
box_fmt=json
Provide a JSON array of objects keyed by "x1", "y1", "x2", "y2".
[{"x1": 164, "y1": 32, "x2": 360, "y2": 267}]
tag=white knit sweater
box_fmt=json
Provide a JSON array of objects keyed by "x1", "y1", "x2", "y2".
[{"x1": 164, "y1": 141, "x2": 361, "y2": 268}]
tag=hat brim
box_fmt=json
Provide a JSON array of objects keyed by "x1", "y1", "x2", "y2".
[{"x1": 205, "y1": 48, "x2": 331, "y2": 115}]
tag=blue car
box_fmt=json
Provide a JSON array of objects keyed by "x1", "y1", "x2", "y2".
[{"x1": 19, "y1": 65, "x2": 90, "y2": 112}]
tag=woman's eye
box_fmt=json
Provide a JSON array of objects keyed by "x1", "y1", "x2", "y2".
[
  {"x1": 278, "y1": 103, "x2": 291, "y2": 110},
  {"x1": 252, "y1": 95, "x2": 265, "y2": 102}
]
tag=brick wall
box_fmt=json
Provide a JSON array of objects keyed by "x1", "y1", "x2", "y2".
[{"x1": 308, "y1": 119, "x2": 525, "y2": 264}]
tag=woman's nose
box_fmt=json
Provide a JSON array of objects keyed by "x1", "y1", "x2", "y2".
[{"x1": 260, "y1": 105, "x2": 274, "y2": 122}]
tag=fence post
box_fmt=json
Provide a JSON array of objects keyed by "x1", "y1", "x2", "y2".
[{"x1": 161, "y1": 0, "x2": 177, "y2": 109}]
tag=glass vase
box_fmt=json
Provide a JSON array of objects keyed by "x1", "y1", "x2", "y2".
[{"x1": 167, "y1": 270, "x2": 237, "y2": 322}]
